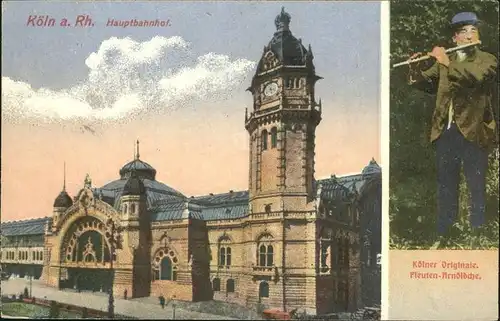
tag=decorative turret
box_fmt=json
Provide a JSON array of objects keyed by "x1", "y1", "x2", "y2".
[
  {"x1": 250, "y1": 7, "x2": 318, "y2": 80},
  {"x1": 362, "y1": 158, "x2": 381, "y2": 177},
  {"x1": 54, "y1": 190, "x2": 73, "y2": 208},
  {"x1": 123, "y1": 171, "x2": 146, "y2": 196},
  {"x1": 119, "y1": 140, "x2": 157, "y2": 180},
  {"x1": 52, "y1": 162, "x2": 72, "y2": 230},
  {"x1": 120, "y1": 143, "x2": 147, "y2": 223}
]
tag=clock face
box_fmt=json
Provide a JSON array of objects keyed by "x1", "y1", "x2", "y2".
[{"x1": 264, "y1": 82, "x2": 279, "y2": 97}]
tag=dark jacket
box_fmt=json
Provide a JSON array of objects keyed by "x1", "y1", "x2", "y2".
[{"x1": 409, "y1": 48, "x2": 498, "y2": 149}]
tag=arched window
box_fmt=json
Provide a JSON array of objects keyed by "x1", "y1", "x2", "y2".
[
  {"x1": 40, "y1": 251, "x2": 43, "y2": 261},
  {"x1": 259, "y1": 245, "x2": 274, "y2": 266},
  {"x1": 262, "y1": 130, "x2": 268, "y2": 150},
  {"x1": 265, "y1": 204, "x2": 271, "y2": 214},
  {"x1": 130, "y1": 203, "x2": 135, "y2": 214},
  {"x1": 267, "y1": 246, "x2": 273, "y2": 266},
  {"x1": 270, "y1": 127, "x2": 278, "y2": 148},
  {"x1": 160, "y1": 257, "x2": 173, "y2": 280},
  {"x1": 153, "y1": 248, "x2": 178, "y2": 281},
  {"x1": 219, "y1": 247, "x2": 226, "y2": 266},
  {"x1": 123, "y1": 204, "x2": 127, "y2": 214},
  {"x1": 227, "y1": 279, "x2": 235, "y2": 293},
  {"x1": 218, "y1": 235, "x2": 232, "y2": 267},
  {"x1": 259, "y1": 245, "x2": 266, "y2": 266},
  {"x1": 213, "y1": 278, "x2": 221, "y2": 291},
  {"x1": 259, "y1": 281, "x2": 269, "y2": 298}
]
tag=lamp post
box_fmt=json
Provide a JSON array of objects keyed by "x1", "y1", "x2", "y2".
[
  {"x1": 28, "y1": 241, "x2": 33, "y2": 298},
  {"x1": 105, "y1": 219, "x2": 122, "y2": 319}
]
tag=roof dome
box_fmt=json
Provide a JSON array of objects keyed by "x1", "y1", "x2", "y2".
[
  {"x1": 122, "y1": 171, "x2": 146, "y2": 196},
  {"x1": 53, "y1": 190, "x2": 73, "y2": 208},
  {"x1": 267, "y1": 7, "x2": 310, "y2": 66},
  {"x1": 362, "y1": 158, "x2": 381, "y2": 176},
  {"x1": 119, "y1": 140, "x2": 157, "y2": 180},
  {"x1": 120, "y1": 159, "x2": 157, "y2": 180}
]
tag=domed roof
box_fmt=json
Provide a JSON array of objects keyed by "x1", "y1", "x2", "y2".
[
  {"x1": 362, "y1": 158, "x2": 381, "y2": 176},
  {"x1": 119, "y1": 140, "x2": 157, "y2": 180},
  {"x1": 267, "y1": 8, "x2": 309, "y2": 65},
  {"x1": 122, "y1": 171, "x2": 146, "y2": 196},
  {"x1": 249, "y1": 7, "x2": 317, "y2": 87},
  {"x1": 96, "y1": 140, "x2": 185, "y2": 209},
  {"x1": 53, "y1": 190, "x2": 73, "y2": 208},
  {"x1": 119, "y1": 159, "x2": 157, "y2": 180}
]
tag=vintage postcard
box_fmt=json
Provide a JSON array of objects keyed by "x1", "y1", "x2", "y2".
[
  {"x1": 388, "y1": 0, "x2": 498, "y2": 320},
  {"x1": 1, "y1": 1, "x2": 383, "y2": 320}
]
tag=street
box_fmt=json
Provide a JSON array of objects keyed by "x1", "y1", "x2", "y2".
[{"x1": 1, "y1": 278, "x2": 236, "y2": 320}]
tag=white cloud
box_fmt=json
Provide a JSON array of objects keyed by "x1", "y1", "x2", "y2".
[{"x1": 1, "y1": 36, "x2": 256, "y2": 124}]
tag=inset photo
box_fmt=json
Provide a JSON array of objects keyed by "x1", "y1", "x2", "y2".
[{"x1": 389, "y1": 0, "x2": 499, "y2": 250}]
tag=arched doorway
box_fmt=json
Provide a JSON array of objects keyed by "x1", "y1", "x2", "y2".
[{"x1": 59, "y1": 216, "x2": 114, "y2": 292}]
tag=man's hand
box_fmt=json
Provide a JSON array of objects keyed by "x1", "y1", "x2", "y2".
[{"x1": 428, "y1": 46, "x2": 450, "y2": 67}]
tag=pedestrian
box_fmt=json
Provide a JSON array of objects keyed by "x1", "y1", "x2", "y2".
[
  {"x1": 124, "y1": 289, "x2": 128, "y2": 300},
  {"x1": 159, "y1": 295, "x2": 165, "y2": 309},
  {"x1": 407, "y1": 12, "x2": 497, "y2": 249}
]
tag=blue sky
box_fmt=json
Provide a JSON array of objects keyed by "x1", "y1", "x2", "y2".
[
  {"x1": 1, "y1": 1, "x2": 382, "y2": 220},
  {"x1": 2, "y1": 1, "x2": 380, "y2": 110}
]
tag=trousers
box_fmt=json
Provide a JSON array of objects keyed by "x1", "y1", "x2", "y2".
[{"x1": 435, "y1": 123, "x2": 488, "y2": 235}]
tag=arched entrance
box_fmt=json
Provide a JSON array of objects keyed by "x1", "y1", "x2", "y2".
[{"x1": 59, "y1": 216, "x2": 114, "y2": 292}]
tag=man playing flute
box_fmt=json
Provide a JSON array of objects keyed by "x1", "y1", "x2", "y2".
[{"x1": 407, "y1": 12, "x2": 498, "y2": 249}]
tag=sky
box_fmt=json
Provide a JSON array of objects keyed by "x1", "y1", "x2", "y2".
[{"x1": 1, "y1": 1, "x2": 382, "y2": 221}]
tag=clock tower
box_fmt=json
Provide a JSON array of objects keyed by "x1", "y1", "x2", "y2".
[{"x1": 245, "y1": 7, "x2": 322, "y2": 214}]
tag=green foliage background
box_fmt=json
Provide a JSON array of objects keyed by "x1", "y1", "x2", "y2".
[{"x1": 389, "y1": 0, "x2": 499, "y2": 249}]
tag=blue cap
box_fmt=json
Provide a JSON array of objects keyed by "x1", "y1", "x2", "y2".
[{"x1": 451, "y1": 12, "x2": 480, "y2": 26}]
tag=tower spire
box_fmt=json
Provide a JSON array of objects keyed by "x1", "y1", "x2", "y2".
[
  {"x1": 63, "y1": 161, "x2": 66, "y2": 191},
  {"x1": 136, "y1": 139, "x2": 140, "y2": 160}
]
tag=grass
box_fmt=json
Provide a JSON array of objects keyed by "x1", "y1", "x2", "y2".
[
  {"x1": 390, "y1": 218, "x2": 499, "y2": 250},
  {"x1": 0, "y1": 302, "x2": 82, "y2": 319}
]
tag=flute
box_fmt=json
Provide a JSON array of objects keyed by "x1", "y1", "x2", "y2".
[{"x1": 392, "y1": 41, "x2": 482, "y2": 68}]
